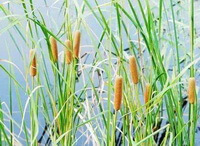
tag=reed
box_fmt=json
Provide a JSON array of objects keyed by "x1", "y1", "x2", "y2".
[
  {"x1": 1, "y1": 0, "x2": 200, "y2": 145},
  {"x1": 50, "y1": 36, "x2": 58, "y2": 62},
  {"x1": 144, "y1": 83, "x2": 151, "y2": 104},
  {"x1": 29, "y1": 49, "x2": 37, "y2": 77},
  {"x1": 188, "y1": 77, "x2": 196, "y2": 104},
  {"x1": 65, "y1": 40, "x2": 73, "y2": 64},
  {"x1": 73, "y1": 31, "x2": 81, "y2": 59},
  {"x1": 114, "y1": 75, "x2": 123, "y2": 111},
  {"x1": 129, "y1": 56, "x2": 139, "y2": 84}
]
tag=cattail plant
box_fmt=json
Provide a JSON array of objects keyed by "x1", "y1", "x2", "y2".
[
  {"x1": 65, "y1": 40, "x2": 72, "y2": 64},
  {"x1": 188, "y1": 77, "x2": 196, "y2": 104},
  {"x1": 50, "y1": 36, "x2": 58, "y2": 62},
  {"x1": 73, "y1": 30, "x2": 81, "y2": 59},
  {"x1": 114, "y1": 75, "x2": 123, "y2": 111},
  {"x1": 129, "y1": 56, "x2": 139, "y2": 84},
  {"x1": 144, "y1": 83, "x2": 151, "y2": 104},
  {"x1": 29, "y1": 49, "x2": 37, "y2": 77}
]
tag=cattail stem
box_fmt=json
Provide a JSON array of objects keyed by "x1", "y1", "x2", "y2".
[
  {"x1": 111, "y1": 113, "x2": 117, "y2": 145},
  {"x1": 188, "y1": 77, "x2": 196, "y2": 104},
  {"x1": 129, "y1": 56, "x2": 139, "y2": 84},
  {"x1": 50, "y1": 36, "x2": 58, "y2": 62},
  {"x1": 65, "y1": 40, "x2": 73, "y2": 64},
  {"x1": 114, "y1": 76, "x2": 123, "y2": 111},
  {"x1": 30, "y1": 49, "x2": 37, "y2": 77},
  {"x1": 73, "y1": 31, "x2": 81, "y2": 59}
]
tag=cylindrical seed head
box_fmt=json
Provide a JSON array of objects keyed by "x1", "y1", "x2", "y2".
[
  {"x1": 144, "y1": 83, "x2": 151, "y2": 104},
  {"x1": 30, "y1": 49, "x2": 37, "y2": 77},
  {"x1": 73, "y1": 31, "x2": 81, "y2": 59},
  {"x1": 65, "y1": 40, "x2": 72, "y2": 64},
  {"x1": 50, "y1": 36, "x2": 58, "y2": 62},
  {"x1": 114, "y1": 76, "x2": 123, "y2": 111},
  {"x1": 129, "y1": 56, "x2": 139, "y2": 84},
  {"x1": 188, "y1": 78, "x2": 196, "y2": 104}
]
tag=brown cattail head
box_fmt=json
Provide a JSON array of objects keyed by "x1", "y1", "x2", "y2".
[
  {"x1": 73, "y1": 30, "x2": 81, "y2": 59},
  {"x1": 29, "y1": 49, "x2": 37, "y2": 77},
  {"x1": 188, "y1": 78, "x2": 196, "y2": 104},
  {"x1": 144, "y1": 83, "x2": 151, "y2": 104},
  {"x1": 50, "y1": 36, "x2": 58, "y2": 62},
  {"x1": 114, "y1": 75, "x2": 123, "y2": 111},
  {"x1": 65, "y1": 40, "x2": 73, "y2": 64},
  {"x1": 129, "y1": 56, "x2": 139, "y2": 84}
]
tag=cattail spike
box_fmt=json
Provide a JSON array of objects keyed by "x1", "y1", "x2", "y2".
[
  {"x1": 129, "y1": 56, "x2": 139, "y2": 84},
  {"x1": 188, "y1": 78, "x2": 196, "y2": 104},
  {"x1": 65, "y1": 40, "x2": 72, "y2": 64},
  {"x1": 50, "y1": 36, "x2": 58, "y2": 62},
  {"x1": 73, "y1": 31, "x2": 81, "y2": 59},
  {"x1": 144, "y1": 83, "x2": 151, "y2": 104},
  {"x1": 30, "y1": 49, "x2": 37, "y2": 77},
  {"x1": 114, "y1": 75, "x2": 123, "y2": 111}
]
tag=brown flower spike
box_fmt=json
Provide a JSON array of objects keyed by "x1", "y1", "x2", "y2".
[
  {"x1": 50, "y1": 36, "x2": 58, "y2": 62},
  {"x1": 65, "y1": 40, "x2": 72, "y2": 64},
  {"x1": 144, "y1": 83, "x2": 151, "y2": 104},
  {"x1": 73, "y1": 31, "x2": 81, "y2": 59},
  {"x1": 129, "y1": 56, "x2": 139, "y2": 84},
  {"x1": 188, "y1": 78, "x2": 196, "y2": 104},
  {"x1": 114, "y1": 76, "x2": 123, "y2": 111},
  {"x1": 30, "y1": 49, "x2": 37, "y2": 77}
]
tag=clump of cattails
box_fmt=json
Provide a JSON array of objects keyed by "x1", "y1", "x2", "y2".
[
  {"x1": 144, "y1": 83, "x2": 151, "y2": 104},
  {"x1": 30, "y1": 49, "x2": 37, "y2": 77},
  {"x1": 129, "y1": 56, "x2": 139, "y2": 84},
  {"x1": 65, "y1": 40, "x2": 72, "y2": 64},
  {"x1": 50, "y1": 36, "x2": 58, "y2": 62},
  {"x1": 73, "y1": 30, "x2": 81, "y2": 59},
  {"x1": 114, "y1": 75, "x2": 123, "y2": 111},
  {"x1": 188, "y1": 77, "x2": 196, "y2": 104}
]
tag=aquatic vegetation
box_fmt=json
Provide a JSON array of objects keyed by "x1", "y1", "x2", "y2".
[
  {"x1": 114, "y1": 75, "x2": 123, "y2": 111},
  {"x1": 0, "y1": 0, "x2": 199, "y2": 145},
  {"x1": 65, "y1": 40, "x2": 73, "y2": 64},
  {"x1": 188, "y1": 78, "x2": 196, "y2": 104},
  {"x1": 129, "y1": 56, "x2": 139, "y2": 84},
  {"x1": 29, "y1": 49, "x2": 37, "y2": 77}
]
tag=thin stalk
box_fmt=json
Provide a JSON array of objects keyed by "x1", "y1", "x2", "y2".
[
  {"x1": 189, "y1": 0, "x2": 195, "y2": 146},
  {"x1": 169, "y1": 0, "x2": 183, "y2": 106}
]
